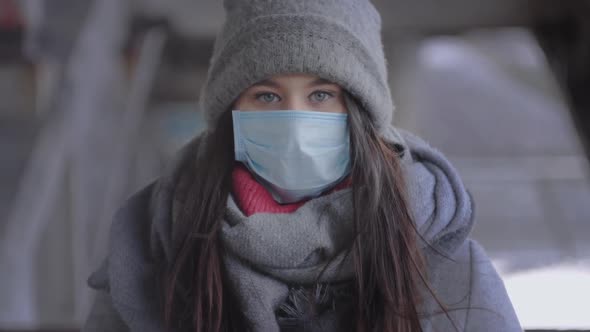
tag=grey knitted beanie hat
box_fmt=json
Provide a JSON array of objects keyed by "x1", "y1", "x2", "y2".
[{"x1": 199, "y1": 0, "x2": 396, "y2": 136}]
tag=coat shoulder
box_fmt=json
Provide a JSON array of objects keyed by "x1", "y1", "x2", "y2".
[{"x1": 422, "y1": 239, "x2": 522, "y2": 331}]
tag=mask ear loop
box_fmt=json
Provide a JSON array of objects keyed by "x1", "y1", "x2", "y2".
[{"x1": 231, "y1": 111, "x2": 246, "y2": 161}]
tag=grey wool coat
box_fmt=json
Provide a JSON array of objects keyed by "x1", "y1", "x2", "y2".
[{"x1": 82, "y1": 129, "x2": 522, "y2": 332}]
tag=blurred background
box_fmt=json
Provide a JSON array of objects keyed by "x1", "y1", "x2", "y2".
[{"x1": 0, "y1": 0, "x2": 589, "y2": 331}]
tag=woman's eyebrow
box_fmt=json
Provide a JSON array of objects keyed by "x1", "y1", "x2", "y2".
[
  {"x1": 251, "y1": 79, "x2": 280, "y2": 88},
  {"x1": 309, "y1": 78, "x2": 338, "y2": 87}
]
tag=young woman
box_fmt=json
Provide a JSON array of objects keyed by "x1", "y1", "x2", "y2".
[{"x1": 83, "y1": 0, "x2": 522, "y2": 331}]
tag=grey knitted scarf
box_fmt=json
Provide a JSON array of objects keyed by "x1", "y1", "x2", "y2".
[{"x1": 205, "y1": 128, "x2": 473, "y2": 331}]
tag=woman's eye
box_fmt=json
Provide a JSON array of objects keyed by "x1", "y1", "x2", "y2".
[
  {"x1": 310, "y1": 91, "x2": 333, "y2": 103},
  {"x1": 256, "y1": 93, "x2": 280, "y2": 103}
]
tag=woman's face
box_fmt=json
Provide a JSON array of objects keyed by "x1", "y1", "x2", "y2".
[{"x1": 233, "y1": 73, "x2": 347, "y2": 114}]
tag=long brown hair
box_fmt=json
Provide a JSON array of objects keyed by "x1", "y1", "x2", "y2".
[
  {"x1": 346, "y1": 95, "x2": 427, "y2": 331},
  {"x1": 163, "y1": 94, "x2": 438, "y2": 331}
]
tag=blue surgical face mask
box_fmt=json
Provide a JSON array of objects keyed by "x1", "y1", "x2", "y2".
[{"x1": 232, "y1": 110, "x2": 351, "y2": 204}]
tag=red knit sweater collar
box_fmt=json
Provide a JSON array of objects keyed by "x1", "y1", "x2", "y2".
[{"x1": 231, "y1": 163, "x2": 351, "y2": 217}]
